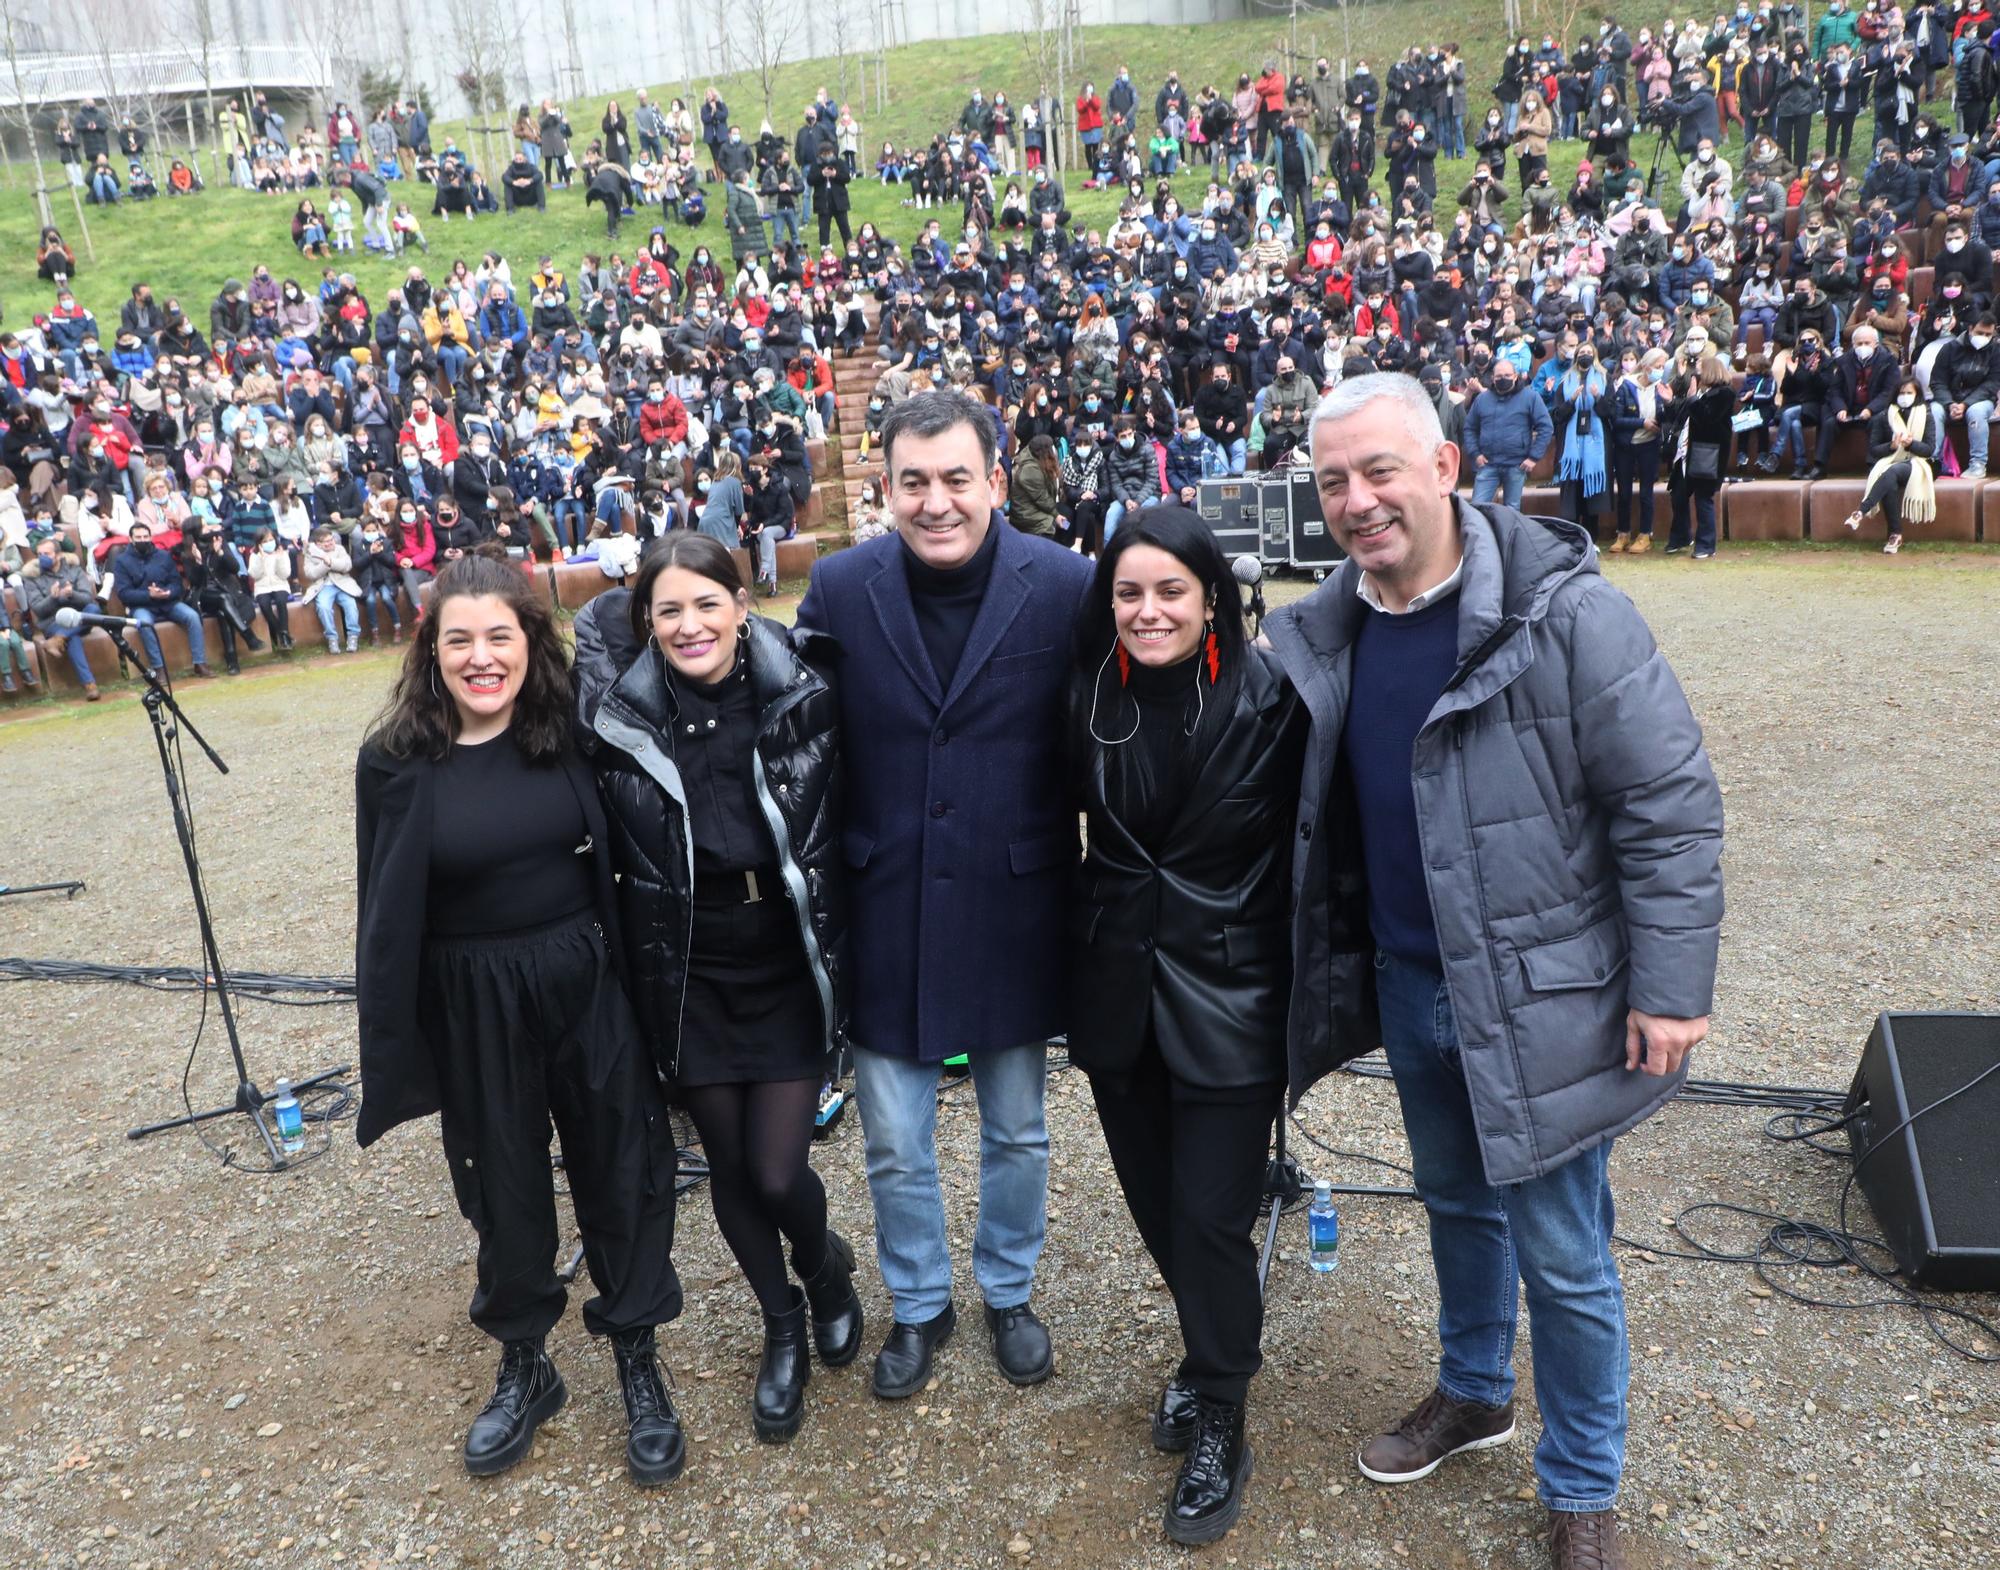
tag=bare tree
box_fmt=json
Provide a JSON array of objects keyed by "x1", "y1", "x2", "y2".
[
  {"x1": 740, "y1": 0, "x2": 804, "y2": 126},
  {"x1": 826, "y1": 0, "x2": 857, "y2": 107},
  {"x1": 285, "y1": 0, "x2": 356, "y2": 129},
  {"x1": 157, "y1": 0, "x2": 228, "y2": 181},
  {"x1": 445, "y1": 0, "x2": 513, "y2": 175},
  {"x1": 0, "y1": 0, "x2": 53, "y2": 226}
]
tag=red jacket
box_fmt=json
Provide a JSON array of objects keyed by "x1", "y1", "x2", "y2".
[
  {"x1": 1255, "y1": 71, "x2": 1287, "y2": 113},
  {"x1": 639, "y1": 393, "x2": 688, "y2": 447},
  {"x1": 1075, "y1": 94, "x2": 1104, "y2": 134},
  {"x1": 394, "y1": 514, "x2": 436, "y2": 573}
]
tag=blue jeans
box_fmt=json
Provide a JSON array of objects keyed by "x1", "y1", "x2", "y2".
[
  {"x1": 1471, "y1": 463, "x2": 1528, "y2": 507},
  {"x1": 853, "y1": 1040, "x2": 1049, "y2": 1324},
  {"x1": 1103, "y1": 499, "x2": 1128, "y2": 541},
  {"x1": 1375, "y1": 951, "x2": 1628, "y2": 1513},
  {"x1": 1937, "y1": 398, "x2": 1996, "y2": 468},
  {"x1": 770, "y1": 207, "x2": 800, "y2": 249},
  {"x1": 129, "y1": 602, "x2": 206, "y2": 669},
  {"x1": 553, "y1": 498, "x2": 588, "y2": 549},
  {"x1": 311, "y1": 586, "x2": 360, "y2": 646},
  {"x1": 434, "y1": 344, "x2": 469, "y2": 387},
  {"x1": 1441, "y1": 113, "x2": 1466, "y2": 159},
  {"x1": 358, "y1": 583, "x2": 400, "y2": 637}
]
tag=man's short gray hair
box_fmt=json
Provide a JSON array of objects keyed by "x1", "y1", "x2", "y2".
[{"x1": 1307, "y1": 372, "x2": 1445, "y2": 459}]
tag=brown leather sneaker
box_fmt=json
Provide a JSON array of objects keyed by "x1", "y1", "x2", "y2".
[
  {"x1": 1549, "y1": 1508, "x2": 1625, "y2": 1570},
  {"x1": 1356, "y1": 1385, "x2": 1516, "y2": 1484}
]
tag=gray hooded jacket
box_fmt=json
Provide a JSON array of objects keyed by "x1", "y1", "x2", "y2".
[{"x1": 1265, "y1": 497, "x2": 1724, "y2": 1184}]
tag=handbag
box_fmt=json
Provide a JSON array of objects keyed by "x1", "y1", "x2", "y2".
[
  {"x1": 1685, "y1": 441, "x2": 1722, "y2": 480},
  {"x1": 220, "y1": 578, "x2": 257, "y2": 635}
]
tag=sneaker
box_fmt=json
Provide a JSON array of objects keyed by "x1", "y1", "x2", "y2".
[
  {"x1": 1664, "y1": 544, "x2": 1688, "y2": 555},
  {"x1": 1754, "y1": 454, "x2": 1779, "y2": 475},
  {"x1": 345, "y1": 639, "x2": 361, "y2": 654},
  {"x1": 1692, "y1": 549, "x2": 1714, "y2": 560},
  {"x1": 1358, "y1": 1386, "x2": 1517, "y2": 1485},
  {"x1": 1966, "y1": 463, "x2": 1988, "y2": 479}
]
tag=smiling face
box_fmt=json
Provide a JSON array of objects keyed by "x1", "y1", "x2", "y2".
[
  {"x1": 1309, "y1": 397, "x2": 1462, "y2": 609},
  {"x1": 648, "y1": 565, "x2": 749, "y2": 683},
  {"x1": 1112, "y1": 544, "x2": 1210, "y2": 668},
  {"x1": 435, "y1": 593, "x2": 527, "y2": 741},
  {"x1": 886, "y1": 419, "x2": 999, "y2": 570}
]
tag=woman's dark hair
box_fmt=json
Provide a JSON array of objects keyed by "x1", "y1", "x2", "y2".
[
  {"x1": 1070, "y1": 504, "x2": 1246, "y2": 803},
  {"x1": 626, "y1": 531, "x2": 746, "y2": 643},
  {"x1": 365, "y1": 551, "x2": 574, "y2": 763}
]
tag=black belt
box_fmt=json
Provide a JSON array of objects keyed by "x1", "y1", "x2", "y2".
[{"x1": 693, "y1": 865, "x2": 777, "y2": 906}]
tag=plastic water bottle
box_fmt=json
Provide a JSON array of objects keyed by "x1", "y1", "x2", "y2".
[
  {"x1": 271, "y1": 1079, "x2": 305, "y2": 1157},
  {"x1": 1308, "y1": 1180, "x2": 1340, "y2": 1274}
]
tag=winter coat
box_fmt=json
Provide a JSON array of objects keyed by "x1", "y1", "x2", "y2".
[
  {"x1": 1008, "y1": 455, "x2": 1061, "y2": 535},
  {"x1": 1107, "y1": 436, "x2": 1161, "y2": 506},
  {"x1": 574, "y1": 599, "x2": 847, "y2": 1078},
  {"x1": 1066, "y1": 646, "x2": 1312, "y2": 1091},
  {"x1": 1461, "y1": 384, "x2": 1555, "y2": 469},
  {"x1": 792, "y1": 522, "x2": 1095, "y2": 1062},
  {"x1": 1263, "y1": 498, "x2": 1724, "y2": 1184},
  {"x1": 352, "y1": 740, "x2": 625, "y2": 1147}
]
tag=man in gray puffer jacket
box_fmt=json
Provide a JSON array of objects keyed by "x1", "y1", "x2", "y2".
[{"x1": 1264, "y1": 374, "x2": 1722, "y2": 1570}]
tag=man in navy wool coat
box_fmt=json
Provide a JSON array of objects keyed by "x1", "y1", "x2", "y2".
[{"x1": 796, "y1": 388, "x2": 1093, "y2": 1401}]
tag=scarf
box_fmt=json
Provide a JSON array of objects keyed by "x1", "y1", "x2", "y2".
[
  {"x1": 1865, "y1": 403, "x2": 1935, "y2": 524},
  {"x1": 1556, "y1": 367, "x2": 1609, "y2": 496}
]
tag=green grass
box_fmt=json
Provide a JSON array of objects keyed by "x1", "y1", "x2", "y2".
[{"x1": 0, "y1": 8, "x2": 1928, "y2": 330}]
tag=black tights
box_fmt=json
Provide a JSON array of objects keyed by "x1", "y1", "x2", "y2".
[{"x1": 682, "y1": 1078, "x2": 828, "y2": 1315}]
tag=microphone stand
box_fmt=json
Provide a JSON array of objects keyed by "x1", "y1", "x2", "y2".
[
  {"x1": 0, "y1": 879, "x2": 86, "y2": 901},
  {"x1": 113, "y1": 640, "x2": 349, "y2": 1167}
]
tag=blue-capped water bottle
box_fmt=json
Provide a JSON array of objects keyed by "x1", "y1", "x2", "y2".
[
  {"x1": 272, "y1": 1079, "x2": 305, "y2": 1157},
  {"x1": 1308, "y1": 1179, "x2": 1340, "y2": 1274}
]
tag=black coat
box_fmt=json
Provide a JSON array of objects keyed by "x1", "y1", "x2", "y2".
[
  {"x1": 573, "y1": 596, "x2": 847, "y2": 1079},
  {"x1": 1065, "y1": 647, "x2": 1307, "y2": 1090},
  {"x1": 352, "y1": 740, "x2": 624, "y2": 1146}
]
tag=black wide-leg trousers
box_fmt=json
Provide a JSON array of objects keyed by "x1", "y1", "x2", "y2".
[{"x1": 418, "y1": 911, "x2": 682, "y2": 1345}]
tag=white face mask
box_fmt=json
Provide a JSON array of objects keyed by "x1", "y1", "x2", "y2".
[
  {"x1": 1854, "y1": 343, "x2": 1874, "y2": 360},
  {"x1": 1898, "y1": 395, "x2": 1917, "y2": 408},
  {"x1": 1973, "y1": 336, "x2": 1992, "y2": 350}
]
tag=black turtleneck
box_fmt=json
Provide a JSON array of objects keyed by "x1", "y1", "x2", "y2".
[
  {"x1": 900, "y1": 516, "x2": 1000, "y2": 690},
  {"x1": 1117, "y1": 647, "x2": 1205, "y2": 851}
]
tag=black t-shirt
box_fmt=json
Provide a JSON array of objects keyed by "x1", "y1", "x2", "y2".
[{"x1": 427, "y1": 734, "x2": 594, "y2": 936}]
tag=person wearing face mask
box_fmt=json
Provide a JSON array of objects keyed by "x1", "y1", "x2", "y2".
[
  {"x1": 349, "y1": 510, "x2": 405, "y2": 644},
  {"x1": 1772, "y1": 41, "x2": 1819, "y2": 168},
  {"x1": 1761, "y1": 326, "x2": 1835, "y2": 477},
  {"x1": 1509, "y1": 90, "x2": 1554, "y2": 195},
  {"x1": 19, "y1": 537, "x2": 109, "y2": 697},
  {"x1": 1826, "y1": 324, "x2": 1900, "y2": 462},
  {"x1": 112, "y1": 521, "x2": 214, "y2": 677},
  {"x1": 1845, "y1": 373, "x2": 1938, "y2": 552},
  {"x1": 1678, "y1": 138, "x2": 1735, "y2": 224},
  {"x1": 1927, "y1": 311, "x2": 2000, "y2": 477},
  {"x1": 454, "y1": 429, "x2": 508, "y2": 517},
  {"x1": 1462, "y1": 359, "x2": 1554, "y2": 508}
]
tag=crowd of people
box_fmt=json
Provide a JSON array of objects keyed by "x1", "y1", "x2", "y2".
[{"x1": 12, "y1": 5, "x2": 1998, "y2": 700}]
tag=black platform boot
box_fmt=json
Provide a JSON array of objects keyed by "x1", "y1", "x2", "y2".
[
  {"x1": 752, "y1": 1287, "x2": 812, "y2": 1442},
  {"x1": 463, "y1": 1338, "x2": 566, "y2": 1477},
  {"x1": 611, "y1": 1326, "x2": 685, "y2": 1487},
  {"x1": 1163, "y1": 1395, "x2": 1253, "y2": 1546},
  {"x1": 795, "y1": 1227, "x2": 864, "y2": 1368},
  {"x1": 1152, "y1": 1373, "x2": 1199, "y2": 1453}
]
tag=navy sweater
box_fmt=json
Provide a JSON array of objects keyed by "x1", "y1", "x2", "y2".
[{"x1": 1340, "y1": 590, "x2": 1460, "y2": 968}]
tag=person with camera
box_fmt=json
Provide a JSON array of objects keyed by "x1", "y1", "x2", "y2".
[
  {"x1": 1064, "y1": 502, "x2": 1311, "y2": 1548},
  {"x1": 1662, "y1": 69, "x2": 1720, "y2": 160},
  {"x1": 1660, "y1": 347, "x2": 1731, "y2": 559}
]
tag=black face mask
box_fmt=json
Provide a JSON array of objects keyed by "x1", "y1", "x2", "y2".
[{"x1": 130, "y1": 541, "x2": 154, "y2": 558}]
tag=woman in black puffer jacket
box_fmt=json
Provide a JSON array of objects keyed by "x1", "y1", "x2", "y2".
[{"x1": 572, "y1": 532, "x2": 857, "y2": 1449}]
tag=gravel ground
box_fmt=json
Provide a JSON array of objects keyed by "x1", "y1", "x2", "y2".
[{"x1": 2, "y1": 546, "x2": 1997, "y2": 1570}]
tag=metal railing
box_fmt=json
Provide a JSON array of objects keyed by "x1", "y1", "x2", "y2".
[{"x1": 0, "y1": 44, "x2": 330, "y2": 109}]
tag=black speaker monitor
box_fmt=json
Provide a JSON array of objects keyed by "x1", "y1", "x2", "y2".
[
  {"x1": 1287, "y1": 466, "x2": 1347, "y2": 568},
  {"x1": 1194, "y1": 478, "x2": 1262, "y2": 560},
  {"x1": 1843, "y1": 1011, "x2": 2000, "y2": 1292}
]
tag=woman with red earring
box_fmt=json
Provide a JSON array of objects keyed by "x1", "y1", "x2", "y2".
[{"x1": 1063, "y1": 504, "x2": 1314, "y2": 1547}]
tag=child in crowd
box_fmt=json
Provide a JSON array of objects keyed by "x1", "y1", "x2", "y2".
[
  {"x1": 391, "y1": 202, "x2": 427, "y2": 254},
  {"x1": 327, "y1": 190, "x2": 355, "y2": 251}
]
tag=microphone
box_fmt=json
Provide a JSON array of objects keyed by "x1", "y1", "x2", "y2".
[
  {"x1": 1230, "y1": 554, "x2": 1264, "y2": 587},
  {"x1": 53, "y1": 607, "x2": 134, "y2": 631}
]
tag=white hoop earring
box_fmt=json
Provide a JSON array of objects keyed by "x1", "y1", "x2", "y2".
[{"x1": 1086, "y1": 639, "x2": 1138, "y2": 746}]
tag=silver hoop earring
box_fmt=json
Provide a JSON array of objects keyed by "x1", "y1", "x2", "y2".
[
  {"x1": 429, "y1": 662, "x2": 443, "y2": 702},
  {"x1": 1087, "y1": 639, "x2": 1139, "y2": 746}
]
